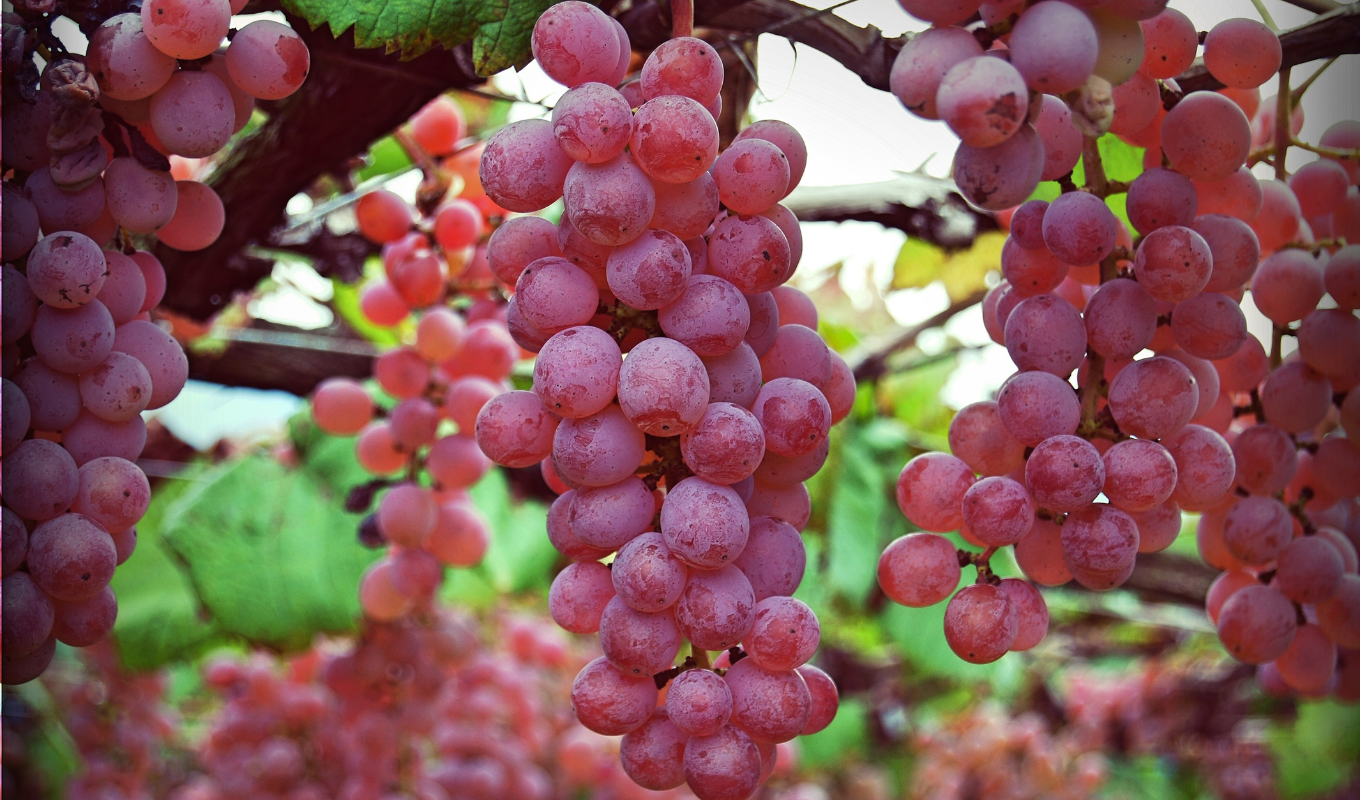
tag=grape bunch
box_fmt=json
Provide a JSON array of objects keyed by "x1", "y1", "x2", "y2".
[
  {"x1": 1, "y1": 0, "x2": 312, "y2": 685},
  {"x1": 309, "y1": 99, "x2": 526, "y2": 624},
  {"x1": 468, "y1": 3, "x2": 846, "y2": 797},
  {"x1": 879, "y1": 0, "x2": 1360, "y2": 683}
]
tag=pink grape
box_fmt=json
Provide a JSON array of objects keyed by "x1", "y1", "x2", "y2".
[
  {"x1": 1260, "y1": 361, "x2": 1332, "y2": 435},
  {"x1": 954, "y1": 125, "x2": 1044, "y2": 211},
  {"x1": 1127, "y1": 168, "x2": 1197, "y2": 235},
  {"x1": 1289, "y1": 159, "x2": 1350, "y2": 220},
  {"x1": 2, "y1": 573, "x2": 55, "y2": 657},
  {"x1": 201, "y1": 53, "x2": 255, "y2": 133},
  {"x1": 26, "y1": 231, "x2": 108, "y2": 309},
  {"x1": 937, "y1": 56, "x2": 1029, "y2": 147},
  {"x1": 533, "y1": 326, "x2": 621, "y2": 419},
  {"x1": 358, "y1": 279, "x2": 408, "y2": 325},
  {"x1": 372, "y1": 347, "x2": 428, "y2": 399},
  {"x1": 651, "y1": 173, "x2": 721, "y2": 241},
  {"x1": 1027, "y1": 435, "x2": 1106, "y2": 513},
  {"x1": 25, "y1": 169, "x2": 105, "y2": 232},
  {"x1": 640, "y1": 36, "x2": 723, "y2": 105},
  {"x1": 27, "y1": 513, "x2": 117, "y2": 601},
  {"x1": 1251, "y1": 179, "x2": 1303, "y2": 252},
  {"x1": 97, "y1": 251, "x2": 149, "y2": 325},
  {"x1": 474, "y1": 390, "x2": 559, "y2": 469},
  {"x1": 549, "y1": 561, "x2": 616, "y2": 634},
  {"x1": 1043, "y1": 192, "x2": 1118, "y2": 266},
  {"x1": 734, "y1": 121, "x2": 809, "y2": 196},
  {"x1": 996, "y1": 370, "x2": 1081, "y2": 446},
  {"x1": 1192, "y1": 215, "x2": 1260, "y2": 296},
  {"x1": 1084, "y1": 278, "x2": 1157, "y2": 360},
  {"x1": 1319, "y1": 120, "x2": 1360, "y2": 182},
  {"x1": 1222, "y1": 496, "x2": 1292, "y2": 566},
  {"x1": 2, "y1": 439, "x2": 79, "y2": 522},
  {"x1": 2, "y1": 266, "x2": 38, "y2": 344},
  {"x1": 1161, "y1": 92, "x2": 1252, "y2": 182},
  {"x1": 661, "y1": 477, "x2": 750, "y2": 569},
  {"x1": 149, "y1": 70, "x2": 235, "y2": 157},
  {"x1": 553, "y1": 405, "x2": 646, "y2": 486},
  {"x1": 414, "y1": 307, "x2": 467, "y2": 363},
  {"x1": 78, "y1": 352, "x2": 153, "y2": 422},
  {"x1": 1203, "y1": 18, "x2": 1281, "y2": 90},
  {"x1": 424, "y1": 434, "x2": 489, "y2": 490},
  {"x1": 680, "y1": 403, "x2": 766, "y2": 485},
  {"x1": 532, "y1": 1, "x2": 619, "y2": 87},
  {"x1": 1161, "y1": 347, "x2": 1221, "y2": 419},
  {"x1": 1, "y1": 383, "x2": 28, "y2": 455},
  {"x1": 999, "y1": 578, "x2": 1049, "y2": 651},
  {"x1": 61, "y1": 413, "x2": 147, "y2": 467},
  {"x1": 1034, "y1": 96, "x2": 1083, "y2": 181},
  {"x1": 1275, "y1": 536, "x2": 1344, "y2": 605},
  {"x1": 712, "y1": 139, "x2": 790, "y2": 215},
  {"x1": 1313, "y1": 437, "x2": 1360, "y2": 499},
  {"x1": 1207, "y1": 569, "x2": 1257, "y2": 624},
  {"x1": 1061, "y1": 504, "x2": 1140, "y2": 590},
  {"x1": 1218, "y1": 584, "x2": 1297, "y2": 663},
  {"x1": 564, "y1": 153, "x2": 657, "y2": 246},
  {"x1": 943, "y1": 583, "x2": 1017, "y2": 664},
  {"x1": 675, "y1": 565, "x2": 757, "y2": 652},
  {"x1": 1275, "y1": 624, "x2": 1338, "y2": 693},
  {"x1": 568, "y1": 477, "x2": 654, "y2": 551},
  {"x1": 702, "y1": 342, "x2": 763, "y2": 408},
  {"x1": 889, "y1": 26, "x2": 984, "y2": 120},
  {"x1": 1194, "y1": 168, "x2": 1263, "y2": 222},
  {"x1": 387, "y1": 397, "x2": 439, "y2": 450},
  {"x1": 1015, "y1": 517, "x2": 1072, "y2": 586},
  {"x1": 947, "y1": 401, "x2": 1025, "y2": 477},
  {"x1": 599, "y1": 596, "x2": 683, "y2": 677},
  {"x1": 1214, "y1": 333, "x2": 1269, "y2": 392},
  {"x1": 1130, "y1": 499, "x2": 1182, "y2": 553},
  {"x1": 760, "y1": 324, "x2": 833, "y2": 388},
  {"x1": 1164, "y1": 424, "x2": 1236, "y2": 511},
  {"x1": 1009, "y1": 1, "x2": 1098, "y2": 93},
  {"x1": 620, "y1": 711, "x2": 687, "y2": 791},
  {"x1": 612, "y1": 532, "x2": 689, "y2": 613},
  {"x1": 961, "y1": 477, "x2": 1034, "y2": 546},
  {"x1": 514, "y1": 256, "x2": 600, "y2": 332},
  {"x1": 486, "y1": 216, "x2": 562, "y2": 286},
  {"x1": 1139, "y1": 8, "x2": 1196, "y2": 78},
  {"x1": 667, "y1": 668, "x2": 733, "y2": 737},
  {"x1": 751, "y1": 378, "x2": 831, "y2": 459},
  {"x1": 746, "y1": 482, "x2": 811, "y2": 531},
  {"x1": 1089, "y1": 8, "x2": 1145, "y2": 84},
  {"x1": 877, "y1": 533, "x2": 960, "y2": 608},
  {"x1": 111, "y1": 320, "x2": 188, "y2": 410},
  {"x1": 632, "y1": 96, "x2": 719, "y2": 185},
  {"x1": 87, "y1": 14, "x2": 176, "y2": 101},
  {"x1": 725, "y1": 656, "x2": 811, "y2": 743},
  {"x1": 479, "y1": 119, "x2": 572, "y2": 213},
  {"x1": 1001, "y1": 238, "x2": 1068, "y2": 297},
  {"x1": 1297, "y1": 308, "x2": 1360, "y2": 383},
  {"x1": 683, "y1": 725, "x2": 761, "y2": 800},
  {"x1": 734, "y1": 516, "x2": 806, "y2": 602},
  {"x1": 617, "y1": 336, "x2": 710, "y2": 435},
  {"x1": 51, "y1": 586, "x2": 118, "y2": 647},
  {"x1": 1133, "y1": 225, "x2": 1213, "y2": 303},
  {"x1": 572, "y1": 656, "x2": 658, "y2": 734},
  {"x1": 224, "y1": 20, "x2": 309, "y2": 100},
  {"x1": 895, "y1": 452, "x2": 975, "y2": 532},
  {"x1": 71, "y1": 457, "x2": 150, "y2": 533},
  {"x1": 1004, "y1": 293, "x2": 1088, "y2": 377},
  {"x1": 31, "y1": 300, "x2": 116, "y2": 375},
  {"x1": 547, "y1": 491, "x2": 611, "y2": 562},
  {"x1": 551, "y1": 82, "x2": 633, "y2": 164},
  {"x1": 708, "y1": 214, "x2": 793, "y2": 296},
  {"x1": 1232, "y1": 423, "x2": 1297, "y2": 496},
  {"x1": 607, "y1": 230, "x2": 692, "y2": 310},
  {"x1": 425, "y1": 499, "x2": 489, "y2": 568},
  {"x1": 1110, "y1": 72, "x2": 1160, "y2": 136},
  {"x1": 743, "y1": 292, "x2": 780, "y2": 358},
  {"x1": 1317, "y1": 575, "x2": 1360, "y2": 648},
  {"x1": 1251, "y1": 249, "x2": 1324, "y2": 326},
  {"x1": 1108, "y1": 356, "x2": 1198, "y2": 440},
  {"x1": 658, "y1": 276, "x2": 751, "y2": 357},
  {"x1": 156, "y1": 180, "x2": 224, "y2": 251},
  {"x1": 1102, "y1": 439, "x2": 1177, "y2": 512},
  {"x1": 770, "y1": 286, "x2": 817, "y2": 330},
  {"x1": 797, "y1": 665, "x2": 839, "y2": 735}
]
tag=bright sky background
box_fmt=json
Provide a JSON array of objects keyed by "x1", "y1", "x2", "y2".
[{"x1": 44, "y1": 1, "x2": 1355, "y2": 444}]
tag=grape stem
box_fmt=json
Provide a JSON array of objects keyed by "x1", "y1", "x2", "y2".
[
  {"x1": 1080, "y1": 136, "x2": 1109, "y2": 198},
  {"x1": 1249, "y1": 0, "x2": 1280, "y2": 30},
  {"x1": 672, "y1": 0, "x2": 694, "y2": 38},
  {"x1": 1273, "y1": 67, "x2": 1292, "y2": 182},
  {"x1": 1269, "y1": 324, "x2": 1286, "y2": 368},
  {"x1": 692, "y1": 644, "x2": 711, "y2": 670}
]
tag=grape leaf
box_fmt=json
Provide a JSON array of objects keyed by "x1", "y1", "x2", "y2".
[
  {"x1": 826, "y1": 432, "x2": 893, "y2": 608},
  {"x1": 282, "y1": 0, "x2": 557, "y2": 74},
  {"x1": 891, "y1": 238, "x2": 946, "y2": 290}
]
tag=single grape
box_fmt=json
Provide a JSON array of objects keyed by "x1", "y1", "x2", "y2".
[
  {"x1": 1004, "y1": 293, "x2": 1088, "y2": 377},
  {"x1": 563, "y1": 153, "x2": 657, "y2": 246},
  {"x1": 962, "y1": 476, "x2": 1035, "y2": 546},
  {"x1": 568, "y1": 477, "x2": 654, "y2": 551},
  {"x1": 947, "y1": 401, "x2": 1026, "y2": 477},
  {"x1": 87, "y1": 14, "x2": 177, "y2": 101},
  {"x1": 702, "y1": 342, "x2": 763, "y2": 409},
  {"x1": 617, "y1": 336, "x2": 711, "y2": 435},
  {"x1": 1061, "y1": 504, "x2": 1140, "y2": 590},
  {"x1": 877, "y1": 533, "x2": 961, "y2": 607},
  {"x1": 683, "y1": 725, "x2": 761, "y2": 800},
  {"x1": 1139, "y1": 8, "x2": 1196, "y2": 79},
  {"x1": 112, "y1": 319, "x2": 189, "y2": 410},
  {"x1": 488, "y1": 216, "x2": 562, "y2": 286},
  {"x1": 1107, "y1": 356, "x2": 1198, "y2": 440},
  {"x1": 52, "y1": 586, "x2": 118, "y2": 647},
  {"x1": 155, "y1": 180, "x2": 224, "y2": 251},
  {"x1": 1084, "y1": 278, "x2": 1157, "y2": 361},
  {"x1": 1275, "y1": 536, "x2": 1344, "y2": 605},
  {"x1": 514, "y1": 256, "x2": 600, "y2": 332},
  {"x1": 651, "y1": 173, "x2": 721, "y2": 242},
  {"x1": 1001, "y1": 237, "x2": 1069, "y2": 297},
  {"x1": 551, "y1": 82, "x2": 633, "y2": 164},
  {"x1": 619, "y1": 711, "x2": 688, "y2": 791},
  {"x1": 1221, "y1": 496, "x2": 1293, "y2": 566},
  {"x1": 896, "y1": 452, "x2": 976, "y2": 532},
  {"x1": 937, "y1": 56, "x2": 1029, "y2": 147},
  {"x1": 1009, "y1": 1, "x2": 1098, "y2": 93},
  {"x1": 675, "y1": 565, "x2": 757, "y2": 652},
  {"x1": 680, "y1": 403, "x2": 766, "y2": 485},
  {"x1": 944, "y1": 583, "x2": 1017, "y2": 664},
  {"x1": 746, "y1": 482, "x2": 812, "y2": 531},
  {"x1": 1027, "y1": 435, "x2": 1106, "y2": 513},
  {"x1": 999, "y1": 578, "x2": 1048, "y2": 651},
  {"x1": 996, "y1": 370, "x2": 1081, "y2": 446},
  {"x1": 725, "y1": 656, "x2": 812, "y2": 743},
  {"x1": 1297, "y1": 308, "x2": 1360, "y2": 383},
  {"x1": 632, "y1": 96, "x2": 720, "y2": 185},
  {"x1": 1126, "y1": 168, "x2": 1197, "y2": 235},
  {"x1": 1133, "y1": 225, "x2": 1213, "y2": 303},
  {"x1": 224, "y1": 20, "x2": 310, "y2": 100},
  {"x1": 751, "y1": 378, "x2": 831, "y2": 458},
  {"x1": 1161, "y1": 92, "x2": 1252, "y2": 182},
  {"x1": 27, "y1": 513, "x2": 118, "y2": 601},
  {"x1": 475, "y1": 391, "x2": 559, "y2": 469},
  {"x1": 1014, "y1": 517, "x2": 1073, "y2": 586},
  {"x1": 479, "y1": 119, "x2": 573, "y2": 214},
  {"x1": 553, "y1": 404, "x2": 646, "y2": 486},
  {"x1": 954, "y1": 125, "x2": 1045, "y2": 210},
  {"x1": 25, "y1": 232, "x2": 107, "y2": 309},
  {"x1": 549, "y1": 561, "x2": 616, "y2": 634},
  {"x1": 1217, "y1": 584, "x2": 1297, "y2": 663},
  {"x1": 668, "y1": 668, "x2": 733, "y2": 737},
  {"x1": 571, "y1": 656, "x2": 658, "y2": 735},
  {"x1": 1203, "y1": 18, "x2": 1281, "y2": 90},
  {"x1": 734, "y1": 516, "x2": 806, "y2": 602},
  {"x1": 607, "y1": 229, "x2": 692, "y2": 310},
  {"x1": 1109, "y1": 72, "x2": 1160, "y2": 136},
  {"x1": 1317, "y1": 575, "x2": 1360, "y2": 649},
  {"x1": 1164, "y1": 424, "x2": 1236, "y2": 511},
  {"x1": 598, "y1": 596, "x2": 683, "y2": 677},
  {"x1": 661, "y1": 477, "x2": 750, "y2": 569},
  {"x1": 97, "y1": 251, "x2": 149, "y2": 326},
  {"x1": 734, "y1": 121, "x2": 809, "y2": 196},
  {"x1": 708, "y1": 214, "x2": 793, "y2": 296},
  {"x1": 1259, "y1": 360, "x2": 1332, "y2": 434},
  {"x1": 640, "y1": 36, "x2": 723, "y2": 105},
  {"x1": 533, "y1": 326, "x2": 621, "y2": 419}
]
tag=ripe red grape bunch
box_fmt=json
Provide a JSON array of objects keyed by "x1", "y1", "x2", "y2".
[
  {"x1": 2, "y1": 0, "x2": 312, "y2": 686},
  {"x1": 471, "y1": 3, "x2": 847, "y2": 797},
  {"x1": 879, "y1": 0, "x2": 1360, "y2": 686},
  {"x1": 309, "y1": 96, "x2": 522, "y2": 624}
]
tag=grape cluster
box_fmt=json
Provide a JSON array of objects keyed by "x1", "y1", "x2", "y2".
[
  {"x1": 1, "y1": 0, "x2": 312, "y2": 685},
  {"x1": 467, "y1": 3, "x2": 846, "y2": 798},
  {"x1": 309, "y1": 97, "x2": 526, "y2": 624},
  {"x1": 879, "y1": 0, "x2": 1360, "y2": 682}
]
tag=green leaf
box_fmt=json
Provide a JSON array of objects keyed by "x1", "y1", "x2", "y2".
[
  {"x1": 892, "y1": 238, "x2": 946, "y2": 290},
  {"x1": 825, "y1": 433, "x2": 890, "y2": 607},
  {"x1": 1271, "y1": 700, "x2": 1360, "y2": 798},
  {"x1": 157, "y1": 457, "x2": 375, "y2": 651},
  {"x1": 111, "y1": 473, "x2": 222, "y2": 669},
  {"x1": 468, "y1": 468, "x2": 557, "y2": 593},
  {"x1": 282, "y1": 0, "x2": 557, "y2": 74},
  {"x1": 356, "y1": 135, "x2": 414, "y2": 183},
  {"x1": 797, "y1": 698, "x2": 870, "y2": 770}
]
